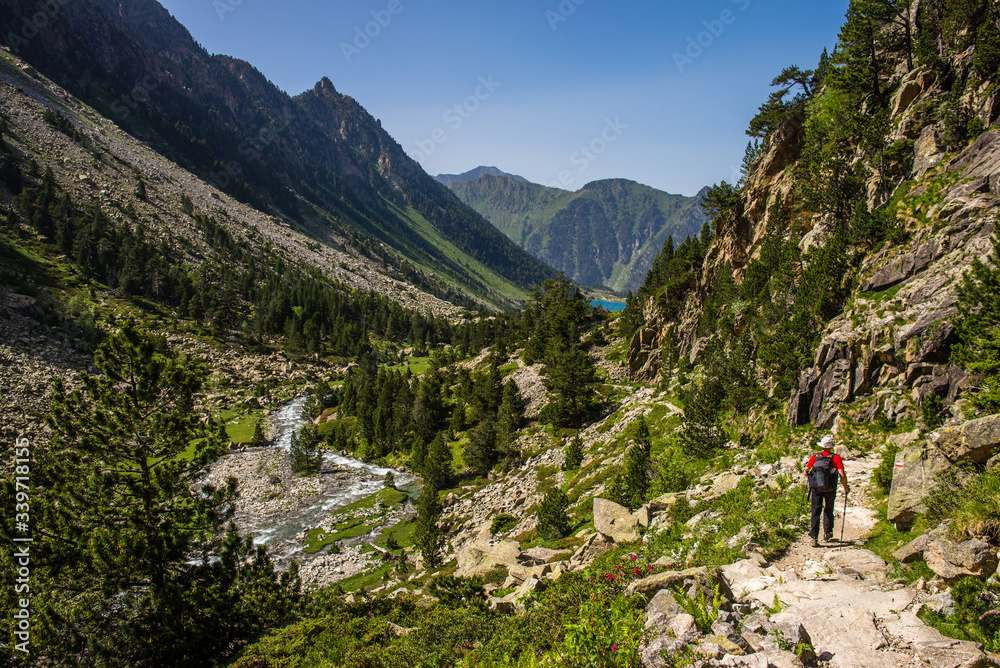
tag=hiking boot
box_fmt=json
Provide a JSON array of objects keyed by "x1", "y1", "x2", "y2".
[
  {"x1": 812, "y1": 536, "x2": 819, "y2": 547},
  {"x1": 824, "y1": 532, "x2": 834, "y2": 542}
]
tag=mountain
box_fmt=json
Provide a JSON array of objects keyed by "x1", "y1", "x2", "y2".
[
  {"x1": 0, "y1": 0, "x2": 557, "y2": 309},
  {"x1": 447, "y1": 173, "x2": 709, "y2": 291},
  {"x1": 435, "y1": 166, "x2": 528, "y2": 186}
]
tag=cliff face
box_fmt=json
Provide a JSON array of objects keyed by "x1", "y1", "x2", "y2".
[{"x1": 629, "y1": 27, "x2": 1000, "y2": 429}]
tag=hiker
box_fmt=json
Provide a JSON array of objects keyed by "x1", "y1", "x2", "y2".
[{"x1": 804, "y1": 435, "x2": 850, "y2": 546}]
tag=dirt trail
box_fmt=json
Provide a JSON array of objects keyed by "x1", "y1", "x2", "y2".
[{"x1": 771, "y1": 448, "x2": 882, "y2": 577}]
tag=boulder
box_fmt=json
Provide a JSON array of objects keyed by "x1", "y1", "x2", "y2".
[
  {"x1": 644, "y1": 588, "x2": 683, "y2": 634},
  {"x1": 706, "y1": 473, "x2": 742, "y2": 500},
  {"x1": 647, "y1": 493, "x2": 680, "y2": 514},
  {"x1": 933, "y1": 414, "x2": 1000, "y2": 464},
  {"x1": 669, "y1": 613, "x2": 700, "y2": 642},
  {"x1": 593, "y1": 498, "x2": 641, "y2": 543},
  {"x1": 641, "y1": 635, "x2": 689, "y2": 668},
  {"x1": 914, "y1": 125, "x2": 945, "y2": 177},
  {"x1": 632, "y1": 505, "x2": 652, "y2": 528},
  {"x1": 627, "y1": 566, "x2": 734, "y2": 610},
  {"x1": 519, "y1": 547, "x2": 561, "y2": 566},
  {"x1": 925, "y1": 533, "x2": 998, "y2": 583},
  {"x1": 569, "y1": 532, "x2": 612, "y2": 566},
  {"x1": 892, "y1": 521, "x2": 950, "y2": 564},
  {"x1": 886, "y1": 441, "x2": 951, "y2": 526},
  {"x1": 891, "y1": 77, "x2": 923, "y2": 119},
  {"x1": 454, "y1": 539, "x2": 521, "y2": 578},
  {"x1": 913, "y1": 639, "x2": 989, "y2": 668}
]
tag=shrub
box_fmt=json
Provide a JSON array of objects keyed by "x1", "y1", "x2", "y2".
[
  {"x1": 920, "y1": 576, "x2": 1000, "y2": 652},
  {"x1": 873, "y1": 443, "x2": 900, "y2": 494},
  {"x1": 491, "y1": 513, "x2": 519, "y2": 535}
]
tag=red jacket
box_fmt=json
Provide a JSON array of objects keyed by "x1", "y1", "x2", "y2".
[{"x1": 806, "y1": 450, "x2": 844, "y2": 471}]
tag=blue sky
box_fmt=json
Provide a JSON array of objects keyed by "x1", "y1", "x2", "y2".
[{"x1": 158, "y1": 0, "x2": 847, "y2": 196}]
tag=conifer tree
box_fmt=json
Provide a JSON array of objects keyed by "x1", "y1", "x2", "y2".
[
  {"x1": 540, "y1": 344, "x2": 598, "y2": 427},
  {"x1": 563, "y1": 434, "x2": 584, "y2": 471},
  {"x1": 496, "y1": 380, "x2": 524, "y2": 463},
  {"x1": 679, "y1": 379, "x2": 728, "y2": 458},
  {"x1": 290, "y1": 424, "x2": 322, "y2": 474},
  {"x1": 14, "y1": 322, "x2": 296, "y2": 665},
  {"x1": 610, "y1": 417, "x2": 653, "y2": 509},
  {"x1": 954, "y1": 230, "x2": 1000, "y2": 411},
  {"x1": 465, "y1": 419, "x2": 498, "y2": 478},
  {"x1": 536, "y1": 487, "x2": 571, "y2": 541},
  {"x1": 251, "y1": 416, "x2": 269, "y2": 448},
  {"x1": 415, "y1": 482, "x2": 445, "y2": 567},
  {"x1": 423, "y1": 435, "x2": 454, "y2": 491}
]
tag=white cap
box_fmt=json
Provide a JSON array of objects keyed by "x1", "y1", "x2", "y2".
[{"x1": 818, "y1": 435, "x2": 835, "y2": 449}]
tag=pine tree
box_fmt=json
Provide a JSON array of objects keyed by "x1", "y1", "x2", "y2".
[
  {"x1": 17, "y1": 322, "x2": 296, "y2": 665},
  {"x1": 679, "y1": 379, "x2": 729, "y2": 458},
  {"x1": 496, "y1": 380, "x2": 524, "y2": 463},
  {"x1": 465, "y1": 419, "x2": 498, "y2": 478},
  {"x1": 540, "y1": 344, "x2": 598, "y2": 427},
  {"x1": 536, "y1": 487, "x2": 571, "y2": 541},
  {"x1": 563, "y1": 435, "x2": 584, "y2": 470},
  {"x1": 611, "y1": 417, "x2": 653, "y2": 509},
  {"x1": 251, "y1": 417, "x2": 269, "y2": 448},
  {"x1": 290, "y1": 424, "x2": 322, "y2": 474},
  {"x1": 415, "y1": 482, "x2": 445, "y2": 567},
  {"x1": 953, "y1": 230, "x2": 1000, "y2": 411},
  {"x1": 423, "y1": 435, "x2": 454, "y2": 491}
]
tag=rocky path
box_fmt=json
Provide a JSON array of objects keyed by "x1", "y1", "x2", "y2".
[
  {"x1": 711, "y1": 447, "x2": 992, "y2": 668},
  {"x1": 770, "y1": 448, "x2": 881, "y2": 577}
]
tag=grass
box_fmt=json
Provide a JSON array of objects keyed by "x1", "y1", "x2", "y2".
[
  {"x1": 303, "y1": 487, "x2": 409, "y2": 554},
  {"x1": 222, "y1": 410, "x2": 265, "y2": 443},
  {"x1": 385, "y1": 356, "x2": 432, "y2": 376}
]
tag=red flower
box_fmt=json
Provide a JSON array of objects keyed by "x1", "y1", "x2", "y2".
[
  {"x1": 634, "y1": 567, "x2": 641, "y2": 575},
  {"x1": 611, "y1": 644, "x2": 620, "y2": 651}
]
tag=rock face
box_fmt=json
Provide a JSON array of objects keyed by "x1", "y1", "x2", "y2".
[
  {"x1": 593, "y1": 498, "x2": 642, "y2": 544},
  {"x1": 887, "y1": 441, "x2": 951, "y2": 525}
]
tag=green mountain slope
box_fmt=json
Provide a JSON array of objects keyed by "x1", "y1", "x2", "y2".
[
  {"x1": 0, "y1": 0, "x2": 557, "y2": 309},
  {"x1": 448, "y1": 174, "x2": 708, "y2": 291}
]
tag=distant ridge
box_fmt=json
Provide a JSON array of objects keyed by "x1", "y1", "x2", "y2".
[
  {"x1": 435, "y1": 166, "x2": 528, "y2": 186},
  {"x1": 447, "y1": 174, "x2": 710, "y2": 292}
]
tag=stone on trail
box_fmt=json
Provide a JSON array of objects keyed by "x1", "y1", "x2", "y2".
[
  {"x1": 822, "y1": 548, "x2": 887, "y2": 582},
  {"x1": 593, "y1": 497, "x2": 641, "y2": 543}
]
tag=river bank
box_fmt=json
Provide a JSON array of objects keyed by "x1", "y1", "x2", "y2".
[{"x1": 204, "y1": 396, "x2": 416, "y2": 588}]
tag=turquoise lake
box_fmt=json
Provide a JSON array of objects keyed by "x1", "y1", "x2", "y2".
[{"x1": 590, "y1": 299, "x2": 627, "y2": 312}]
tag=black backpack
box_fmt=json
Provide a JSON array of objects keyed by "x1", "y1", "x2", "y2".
[{"x1": 809, "y1": 453, "x2": 838, "y2": 493}]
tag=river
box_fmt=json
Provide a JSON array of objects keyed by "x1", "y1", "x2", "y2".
[{"x1": 207, "y1": 396, "x2": 416, "y2": 575}]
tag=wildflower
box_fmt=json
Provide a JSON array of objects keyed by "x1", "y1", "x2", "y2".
[
  {"x1": 611, "y1": 644, "x2": 620, "y2": 651},
  {"x1": 630, "y1": 554, "x2": 637, "y2": 561},
  {"x1": 634, "y1": 567, "x2": 641, "y2": 575}
]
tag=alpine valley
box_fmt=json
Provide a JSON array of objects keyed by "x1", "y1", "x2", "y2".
[{"x1": 2, "y1": 2, "x2": 1000, "y2": 668}]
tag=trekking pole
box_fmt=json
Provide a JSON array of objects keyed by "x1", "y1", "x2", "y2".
[
  {"x1": 840, "y1": 491, "x2": 848, "y2": 543},
  {"x1": 795, "y1": 484, "x2": 807, "y2": 523}
]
